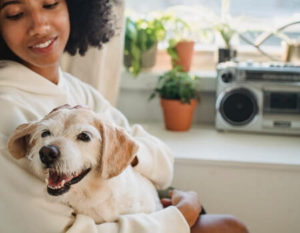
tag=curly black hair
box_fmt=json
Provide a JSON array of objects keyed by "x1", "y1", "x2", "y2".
[{"x1": 0, "y1": 0, "x2": 116, "y2": 60}]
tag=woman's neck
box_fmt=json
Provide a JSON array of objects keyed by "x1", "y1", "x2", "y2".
[{"x1": 23, "y1": 62, "x2": 60, "y2": 85}]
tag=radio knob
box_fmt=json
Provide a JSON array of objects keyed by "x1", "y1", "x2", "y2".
[{"x1": 221, "y1": 72, "x2": 233, "y2": 83}]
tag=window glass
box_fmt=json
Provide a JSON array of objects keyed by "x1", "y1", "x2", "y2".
[
  {"x1": 126, "y1": 0, "x2": 300, "y2": 47},
  {"x1": 126, "y1": 0, "x2": 300, "y2": 21}
]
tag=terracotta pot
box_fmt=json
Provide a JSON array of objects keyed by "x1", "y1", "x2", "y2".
[
  {"x1": 173, "y1": 40, "x2": 195, "y2": 72},
  {"x1": 160, "y1": 98, "x2": 197, "y2": 131}
]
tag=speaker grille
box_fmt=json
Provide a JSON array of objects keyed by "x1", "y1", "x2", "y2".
[{"x1": 220, "y1": 88, "x2": 258, "y2": 126}]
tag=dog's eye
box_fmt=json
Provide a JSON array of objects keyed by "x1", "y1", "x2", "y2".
[
  {"x1": 77, "y1": 132, "x2": 91, "y2": 142},
  {"x1": 41, "y1": 130, "x2": 51, "y2": 138}
]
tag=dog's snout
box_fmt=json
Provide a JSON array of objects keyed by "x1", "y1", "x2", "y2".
[{"x1": 39, "y1": 145, "x2": 60, "y2": 166}]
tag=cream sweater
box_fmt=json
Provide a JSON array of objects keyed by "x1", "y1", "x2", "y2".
[{"x1": 0, "y1": 61, "x2": 189, "y2": 233}]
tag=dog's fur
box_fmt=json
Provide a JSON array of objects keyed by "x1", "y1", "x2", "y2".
[{"x1": 8, "y1": 106, "x2": 162, "y2": 223}]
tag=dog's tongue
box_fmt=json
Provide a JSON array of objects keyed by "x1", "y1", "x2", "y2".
[{"x1": 48, "y1": 171, "x2": 73, "y2": 188}]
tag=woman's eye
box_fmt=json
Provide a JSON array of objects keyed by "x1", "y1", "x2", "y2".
[
  {"x1": 6, "y1": 12, "x2": 23, "y2": 20},
  {"x1": 77, "y1": 132, "x2": 91, "y2": 142},
  {"x1": 41, "y1": 130, "x2": 51, "y2": 138},
  {"x1": 43, "y1": 2, "x2": 58, "y2": 9}
]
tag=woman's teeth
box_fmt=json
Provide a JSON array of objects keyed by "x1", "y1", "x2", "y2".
[{"x1": 33, "y1": 40, "x2": 52, "y2": 48}]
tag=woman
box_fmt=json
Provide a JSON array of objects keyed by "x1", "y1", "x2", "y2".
[{"x1": 0, "y1": 0, "x2": 248, "y2": 232}]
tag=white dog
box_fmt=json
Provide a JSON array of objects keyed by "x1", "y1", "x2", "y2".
[{"x1": 8, "y1": 105, "x2": 162, "y2": 223}]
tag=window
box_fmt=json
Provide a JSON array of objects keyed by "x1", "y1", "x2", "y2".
[
  {"x1": 126, "y1": 0, "x2": 300, "y2": 26},
  {"x1": 125, "y1": 0, "x2": 300, "y2": 70},
  {"x1": 126, "y1": 0, "x2": 300, "y2": 46}
]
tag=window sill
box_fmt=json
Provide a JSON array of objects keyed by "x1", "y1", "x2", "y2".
[
  {"x1": 140, "y1": 122, "x2": 300, "y2": 169},
  {"x1": 121, "y1": 68, "x2": 217, "y2": 92}
]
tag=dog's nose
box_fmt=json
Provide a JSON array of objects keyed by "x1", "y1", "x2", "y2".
[{"x1": 39, "y1": 145, "x2": 60, "y2": 166}]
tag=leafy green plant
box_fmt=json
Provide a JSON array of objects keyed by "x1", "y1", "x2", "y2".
[
  {"x1": 162, "y1": 15, "x2": 192, "y2": 64},
  {"x1": 214, "y1": 23, "x2": 236, "y2": 49},
  {"x1": 149, "y1": 67, "x2": 200, "y2": 104},
  {"x1": 124, "y1": 16, "x2": 166, "y2": 76}
]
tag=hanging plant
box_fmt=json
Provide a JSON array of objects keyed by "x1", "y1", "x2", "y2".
[{"x1": 124, "y1": 16, "x2": 166, "y2": 77}]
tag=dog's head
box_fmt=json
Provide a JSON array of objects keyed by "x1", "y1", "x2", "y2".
[{"x1": 7, "y1": 105, "x2": 139, "y2": 196}]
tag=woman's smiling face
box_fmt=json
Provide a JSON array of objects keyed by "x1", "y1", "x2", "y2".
[{"x1": 0, "y1": 0, "x2": 70, "y2": 72}]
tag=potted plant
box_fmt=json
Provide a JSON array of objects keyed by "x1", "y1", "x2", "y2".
[
  {"x1": 214, "y1": 22, "x2": 237, "y2": 63},
  {"x1": 124, "y1": 16, "x2": 166, "y2": 77},
  {"x1": 167, "y1": 38, "x2": 195, "y2": 72},
  {"x1": 162, "y1": 15, "x2": 195, "y2": 72},
  {"x1": 149, "y1": 67, "x2": 200, "y2": 131}
]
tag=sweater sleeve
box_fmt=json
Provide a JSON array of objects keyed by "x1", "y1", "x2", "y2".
[
  {"x1": 66, "y1": 207, "x2": 190, "y2": 233},
  {"x1": 81, "y1": 82, "x2": 174, "y2": 189}
]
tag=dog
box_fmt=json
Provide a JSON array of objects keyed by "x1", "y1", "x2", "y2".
[{"x1": 8, "y1": 105, "x2": 162, "y2": 223}]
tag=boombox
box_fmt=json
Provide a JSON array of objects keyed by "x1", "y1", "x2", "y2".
[{"x1": 215, "y1": 61, "x2": 300, "y2": 135}]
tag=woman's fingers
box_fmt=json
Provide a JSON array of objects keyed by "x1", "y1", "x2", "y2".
[{"x1": 160, "y1": 198, "x2": 172, "y2": 208}]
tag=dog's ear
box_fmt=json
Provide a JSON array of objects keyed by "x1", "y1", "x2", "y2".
[
  {"x1": 7, "y1": 123, "x2": 37, "y2": 159},
  {"x1": 97, "y1": 120, "x2": 139, "y2": 179}
]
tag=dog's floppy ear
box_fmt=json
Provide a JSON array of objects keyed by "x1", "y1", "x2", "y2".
[
  {"x1": 97, "y1": 120, "x2": 139, "y2": 179},
  {"x1": 7, "y1": 123, "x2": 37, "y2": 159}
]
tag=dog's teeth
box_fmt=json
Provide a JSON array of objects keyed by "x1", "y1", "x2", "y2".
[{"x1": 45, "y1": 177, "x2": 49, "y2": 184}]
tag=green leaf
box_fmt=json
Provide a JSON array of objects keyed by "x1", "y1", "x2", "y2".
[
  {"x1": 124, "y1": 16, "x2": 167, "y2": 77},
  {"x1": 149, "y1": 68, "x2": 199, "y2": 103}
]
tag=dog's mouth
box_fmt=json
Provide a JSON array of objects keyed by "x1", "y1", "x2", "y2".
[{"x1": 46, "y1": 168, "x2": 91, "y2": 196}]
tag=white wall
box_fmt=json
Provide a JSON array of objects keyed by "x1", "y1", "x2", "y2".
[{"x1": 173, "y1": 159, "x2": 300, "y2": 233}]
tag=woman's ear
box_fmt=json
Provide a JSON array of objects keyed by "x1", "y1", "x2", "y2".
[
  {"x1": 7, "y1": 123, "x2": 37, "y2": 159},
  {"x1": 96, "y1": 119, "x2": 139, "y2": 179}
]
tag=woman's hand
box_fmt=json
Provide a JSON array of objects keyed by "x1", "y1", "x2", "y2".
[{"x1": 161, "y1": 189, "x2": 202, "y2": 228}]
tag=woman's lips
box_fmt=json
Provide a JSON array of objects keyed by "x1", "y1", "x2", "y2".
[
  {"x1": 32, "y1": 39, "x2": 53, "y2": 48},
  {"x1": 29, "y1": 37, "x2": 57, "y2": 54}
]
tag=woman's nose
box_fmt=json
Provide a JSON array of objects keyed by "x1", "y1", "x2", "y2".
[{"x1": 28, "y1": 10, "x2": 50, "y2": 37}]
